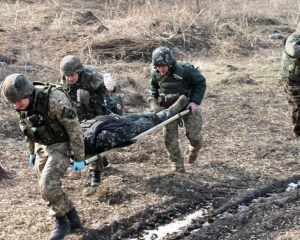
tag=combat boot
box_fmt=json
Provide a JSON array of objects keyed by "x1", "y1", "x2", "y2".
[
  {"x1": 170, "y1": 156, "x2": 185, "y2": 173},
  {"x1": 49, "y1": 215, "x2": 70, "y2": 240},
  {"x1": 102, "y1": 156, "x2": 110, "y2": 168},
  {"x1": 66, "y1": 207, "x2": 81, "y2": 231},
  {"x1": 187, "y1": 151, "x2": 199, "y2": 164},
  {"x1": 91, "y1": 170, "x2": 101, "y2": 187},
  {"x1": 172, "y1": 161, "x2": 185, "y2": 173},
  {"x1": 147, "y1": 96, "x2": 162, "y2": 113},
  {"x1": 168, "y1": 95, "x2": 189, "y2": 114}
]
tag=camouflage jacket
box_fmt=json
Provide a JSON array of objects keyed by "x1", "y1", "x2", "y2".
[
  {"x1": 150, "y1": 61, "x2": 206, "y2": 107},
  {"x1": 18, "y1": 85, "x2": 85, "y2": 161},
  {"x1": 61, "y1": 65, "x2": 121, "y2": 121}
]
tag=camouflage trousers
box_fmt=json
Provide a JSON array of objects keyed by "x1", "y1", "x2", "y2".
[
  {"x1": 163, "y1": 109, "x2": 202, "y2": 169},
  {"x1": 34, "y1": 142, "x2": 74, "y2": 217},
  {"x1": 283, "y1": 77, "x2": 300, "y2": 135}
]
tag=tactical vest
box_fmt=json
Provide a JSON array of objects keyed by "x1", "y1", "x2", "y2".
[
  {"x1": 18, "y1": 83, "x2": 69, "y2": 145},
  {"x1": 157, "y1": 61, "x2": 190, "y2": 107},
  {"x1": 62, "y1": 67, "x2": 108, "y2": 120}
]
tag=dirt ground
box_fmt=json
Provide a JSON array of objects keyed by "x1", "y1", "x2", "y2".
[{"x1": 1, "y1": 1, "x2": 300, "y2": 240}]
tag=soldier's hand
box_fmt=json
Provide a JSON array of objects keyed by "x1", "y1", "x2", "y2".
[
  {"x1": 104, "y1": 79, "x2": 115, "y2": 91},
  {"x1": 72, "y1": 161, "x2": 86, "y2": 172},
  {"x1": 29, "y1": 154, "x2": 35, "y2": 167},
  {"x1": 187, "y1": 102, "x2": 199, "y2": 114}
]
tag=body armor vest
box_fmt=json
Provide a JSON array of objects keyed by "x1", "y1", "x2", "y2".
[
  {"x1": 18, "y1": 83, "x2": 69, "y2": 145},
  {"x1": 62, "y1": 68, "x2": 108, "y2": 121},
  {"x1": 158, "y1": 61, "x2": 189, "y2": 107}
]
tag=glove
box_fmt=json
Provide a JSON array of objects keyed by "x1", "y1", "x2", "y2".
[
  {"x1": 72, "y1": 161, "x2": 85, "y2": 172},
  {"x1": 29, "y1": 154, "x2": 35, "y2": 167}
]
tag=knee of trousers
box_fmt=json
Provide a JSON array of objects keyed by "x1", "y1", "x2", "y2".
[
  {"x1": 40, "y1": 175, "x2": 64, "y2": 202},
  {"x1": 41, "y1": 185, "x2": 65, "y2": 202},
  {"x1": 188, "y1": 137, "x2": 202, "y2": 147}
]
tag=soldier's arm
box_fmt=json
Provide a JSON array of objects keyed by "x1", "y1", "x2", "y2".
[
  {"x1": 184, "y1": 66, "x2": 206, "y2": 105},
  {"x1": 90, "y1": 68, "x2": 120, "y2": 92},
  {"x1": 48, "y1": 90, "x2": 85, "y2": 161},
  {"x1": 150, "y1": 68, "x2": 160, "y2": 99},
  {"x1": 25, "y1": 136, "x2": 35, "y2": 155}
]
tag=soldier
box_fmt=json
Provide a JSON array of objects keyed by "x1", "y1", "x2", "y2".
[
  {"x1": 281, "y1": 24, "x2": 300, "y2": 138},
  {"x1": 60, "y1": 55, "x2": 122, "y2": 187},
  {"x1": 81, "y1": 95, "x2": 189, "y2": 155},
  {"x1": 1, "y1": 74, "x2": 85, "y2": 240},
  {"x1": 148, "y1": 46, "x2": 206, "y2": 172}
]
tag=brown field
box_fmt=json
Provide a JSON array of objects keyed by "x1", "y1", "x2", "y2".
[{"x1": 1, "y1": 0, "x2": 300, "y2": 239}]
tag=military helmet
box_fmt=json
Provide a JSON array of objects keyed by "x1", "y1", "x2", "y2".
[
  {"x1": 2, "y1": 74, "x2": 35, "y2": 103},
  {"x1": 60, "y1": 55, "x2": 83, "y2": 76},
  {"x1": 152, "y1": 46, "x2": 175, "y2": 67}
]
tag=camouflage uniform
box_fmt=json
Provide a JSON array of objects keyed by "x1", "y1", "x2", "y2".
[
  {"x1": 60, "y1": 56, "x2": 121, "y2": 173},
  {"x1": 281, "y1": 23, "x2": 300, "y2": 137},
  {"x1": 1, "y1": 74, "x2": 84, "y2": 239},
  {"x1": 82, "y1": 109, "x2": 176, "y2": 154},
  {"x1": 61, "y1": 65, "x2": 121, "y2": 122},
  {"x1": 150, "y1": 47, "x2": 206, "y2": 171},
  {"x1": 20, "y1": 85, "x2": 85, "y2": 217}
]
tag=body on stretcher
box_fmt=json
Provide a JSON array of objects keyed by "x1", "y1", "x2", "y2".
[{"x1": 82, "y1": 109, "x2": 190, "y2": 166}]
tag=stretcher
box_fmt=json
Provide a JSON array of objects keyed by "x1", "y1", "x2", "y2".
[{"x1": 83, "y1": 109, "x2": 191, "y2": 166}]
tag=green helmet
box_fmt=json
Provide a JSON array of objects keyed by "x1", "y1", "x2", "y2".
[
  {"x1": 152, "y1": 46, "x2": 175, "y2": 67},
  {"x1": 2, "y1": 74, "x2": 35, "y2": 103},
  {"x1": 60, "y1": 55, "x2": 83, "y2": 76}
]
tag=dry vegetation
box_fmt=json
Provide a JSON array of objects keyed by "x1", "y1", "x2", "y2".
[{"x1": 2, "y1": 0, "x2": 300, "y2": 239}]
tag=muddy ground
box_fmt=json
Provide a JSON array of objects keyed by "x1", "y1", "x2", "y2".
[{"x1": 1, "y1": 1, "x2": 300, "y2": 240}]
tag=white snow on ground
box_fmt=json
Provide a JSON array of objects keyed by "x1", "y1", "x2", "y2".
[
  {"x1": 123, "y1": 210, "x2": 205, "y2": 240},
  {"x1": 124, "y1": 181, "x2": 300, "y2": 240},
  {"x1": 286, "y1": 180, "x2": 300, "y2": 191}
]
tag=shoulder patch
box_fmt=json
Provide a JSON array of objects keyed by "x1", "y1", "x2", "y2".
[{"x1": 61, "y1": 107, "x2": 77, "y2": 119}]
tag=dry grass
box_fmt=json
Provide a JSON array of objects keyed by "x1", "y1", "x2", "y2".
[{"x1": 1, "y1": 0, "x2": 300, "y2": 239}]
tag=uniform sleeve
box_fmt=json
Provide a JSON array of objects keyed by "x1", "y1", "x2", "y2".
[
  {"x1": 25, "y1": 137, "x2": 35, "y2": 155},
  {"x1": 285, "y1": 32, "x2": 300, "y2": 58},
  {"x1": 88, "y1": 68, "x2": 121, "y2": 93},
  {"x1": 112, "y1": 82, "x2": 121, "y2": 93},
  {"x1": 48, "y1": 90, "x2": 85, "y2": 161},
  {"x1": 88, "y1": 67, "x2": 114, "y2": 101},
  {"x1": 184, "y1": 66, "x2": 206, "y2": 105},
  {"x1": 150, "y1": 67, "x2": 160, "y2": 99},
  {"x1": 89, "y1": 67, "x2": 105, "y2": 90}
]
